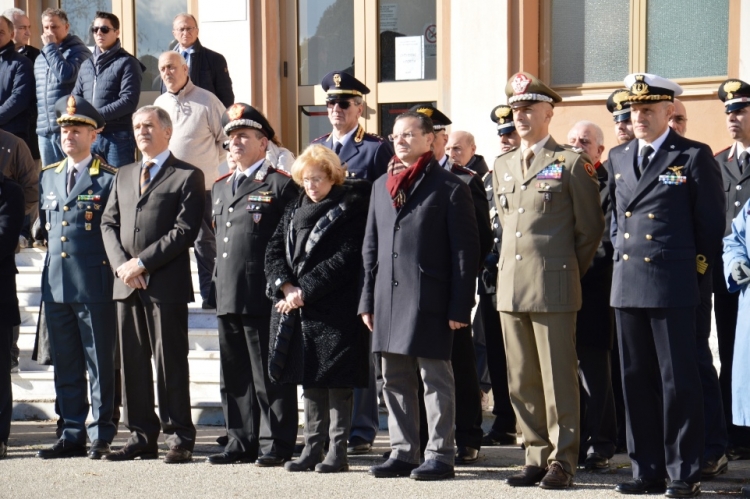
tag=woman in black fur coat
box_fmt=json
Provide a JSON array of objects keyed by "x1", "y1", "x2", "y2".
[{"x1": 265, "y1": 144, "x2": 370, "y2": 473}]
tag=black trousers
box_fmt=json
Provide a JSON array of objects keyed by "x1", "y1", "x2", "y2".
[
  {"x1": 577, "y1": 344, "x2": 617, "y2": 460},
  {"x1": 616, "y1": 307, "x2": 703, "y2": 482},
  {"x1": 476, "y1": 293, "x2": 516, "y2": 434},
  {"x1": 714, "y1": 290, "x2": 750, "y2": 447},
  {"x1": 0, "y1": 325, "x2": 12, "y2": 443},
  {"x1": 118, "y1": 294, "x2": 195, "y2": 451},
  {"x1": 418, "y1": 326, "x2": 483, "y2": 451},
  {"x1": 696, "y1": 276, "x2": 727, "y2": 460},
  {"x1": 218, "y1": 313, "x2": 298, "y2": 458}
]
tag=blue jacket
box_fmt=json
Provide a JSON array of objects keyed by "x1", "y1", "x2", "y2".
[
  {"x1": 39, "y1": 156, "x2": 116, "y2": 303},
  {"x1": 34, "y1": 35, "x2": 92, "y2": 136},
  {"x1": 73, "y1": 40, "x2": 144, "y2": 133},
  {"x1": 311, "y1": 125, "x2": 393, "y2": 181},
  {"x1": 0, "y1": 41, "x2": 35, "y2": 135}
]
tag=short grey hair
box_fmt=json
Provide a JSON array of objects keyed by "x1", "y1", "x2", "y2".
[
  {"x1": 134, "y1": 106, "x2": 172, "y2": 130},
  {"x1": 173, "y1": 13, "x2": 197, "y2": 26},
  {"x1": 573, "y1": 120, "x2": 604, "y2": 146},
  {"x1": 2, "y1": 8, "x2": 26, "y2": 20},
  {"x1": 160, "y1": 51, "x2": 187, "y2": 66}
]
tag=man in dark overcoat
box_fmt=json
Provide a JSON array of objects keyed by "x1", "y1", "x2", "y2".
[
  {"x1": 360, "y1": 111, "x2": 479, "y2": 481},
  {"x1": 208, "y1": 103, "x2": 299, "y2": 466},
  {"x1": 101, "y1": 105, "x2": 204, "y2": 464}
]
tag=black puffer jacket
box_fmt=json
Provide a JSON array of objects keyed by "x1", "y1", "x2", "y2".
[
  {"x1": 34, "y1": 34, "x2": 91, "y2": 135},
  {"x1": 265, "y1": 179, "x2": 371, "y2": 388},
  {"x1": 73, "y1": 40, "x2": 145, "y2": 133}
]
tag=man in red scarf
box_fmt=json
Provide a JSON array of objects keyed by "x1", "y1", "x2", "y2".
[{"x1": 359, "y1": 111, "x2": 480, "y2": 481}]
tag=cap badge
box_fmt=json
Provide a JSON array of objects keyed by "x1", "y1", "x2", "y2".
[
  {"x1": 227, "y1": 103, "x2": 244, "y2": 121},
  {"x1": 66, "y1": 95, "x2": 76, "y2": 115},
  {"x1": 631, "y1": 74, "x2": 649, "y2": 97},
  {"x1": 511, "y1": 73, "x2": 531, "y2": 95},
  {"x1": 416, "y1": 107, "x2": 433, "y2": 118},
  {"x1": 333, "y1": 73, "x2": 342, "y2": 88},
  {"x1": 495, "y1": 107, "x2": 512, "y2": 122},
  {"x1": 724, "y1": 80, "x2": 742, "y2": 100},
  {"x1": 612, "y1": 90, "x2": 630, "y2": 110}
]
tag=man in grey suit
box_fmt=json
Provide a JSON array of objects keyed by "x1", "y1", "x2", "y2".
[{"x1": 101, "y1": 105, "x2": 205, "y2": 464}]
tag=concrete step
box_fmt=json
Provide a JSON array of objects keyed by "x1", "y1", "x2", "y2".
[{"x1": 19, "y1": 304, "x2": 219, "y2": 329}]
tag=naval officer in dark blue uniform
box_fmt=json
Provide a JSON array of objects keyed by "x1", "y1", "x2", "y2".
[
  {"x1": 36, "y1": 96, "x2": 118, "y2": 460},
  {"x1": 310, "y1": 70, "x2": 393, "y2": 182},
  {"x1": 312, "y1": 70, "x2": 392, "y2": 455},
  {"x1": 608, "y1": 74, "x2": 725, "y2": 497}
]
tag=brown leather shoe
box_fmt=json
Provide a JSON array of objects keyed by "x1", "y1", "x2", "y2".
[
  {"x1": 164, "y1": 447, "x2": 192, "y2": 464},
  {"x1": 505, "y1": 465, "x2": 547, "y2": 486},
  {"x1": 539, "y1": 462, "x2": 573, "y2": 489},
  {"x1": 103, "y1": 445, "x2": 159, "y2": 461}
]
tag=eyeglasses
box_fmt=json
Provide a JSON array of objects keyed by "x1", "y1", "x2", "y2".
[
  {"x1": 388, "y1": 132, "x2": 420, "y2": 142},
  {"x1": 326, "y1": 100, "x2": 353, "y2": 110},
  {"x1": 174, "y1": 27, "x2": 197, "y2": 33},
  {"x1": 91, "y1": 25, "x2": 114, "y2": 34},
  {"x1": 302, "y1": 176, "x2": 328, "y2": 185}
]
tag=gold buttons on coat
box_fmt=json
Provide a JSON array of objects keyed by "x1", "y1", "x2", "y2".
[
  {"x1": 61, "y1": 252, "x2": 68, "y2": 258},
  {"x1": 646, "y1": 235, "x2": 653, "y2": 240},
  {"x1": 644, "y1": 257, "x2": 651, "y2": 263},
  {"x1": 625, "y1": 211, "x2": 631, "y2": 218},
  {"x1": 624, "y1": 233, "x2": 630, "y2": 239},
  {"x1": 623, "y1": 254, "x2": 629, "y2": 261},
  {"x1": 648, "y1": 213, "x2": 655, "y2": 219},
  {"x1": 63, "y1": 206, "x2": 69, "y2": 211},
  {"x1": 62, "y1": 221, "x2": 68, "y2": 226}
]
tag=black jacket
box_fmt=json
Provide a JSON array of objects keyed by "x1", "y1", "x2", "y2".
[
  {"x1": 0, "y1": 40, "x2": 35, "y2": 135},
  {"x1": 0, "y1": 171, "x2": 25, "y2": 327},
  {"x1": 161, "y1": 39, "x2": 234, "y2": 108},
  {"x1": 73, "y1": 40, "x2": 145, "y2": 133},
  {"x1": 265, "y1": 180, "x2": 371, "y2": 388}
]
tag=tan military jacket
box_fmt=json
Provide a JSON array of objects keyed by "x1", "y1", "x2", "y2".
[{"x1": 492, "y1": 136, "x2": 604, "y2": 313}]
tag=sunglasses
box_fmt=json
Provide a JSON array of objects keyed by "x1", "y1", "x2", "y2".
[
  {"x1": 326, "y1": 99, "x2": 354, "y2": 110},
  {"x1": 91, "y1": 25, "x2": 114, "y2": 34}
]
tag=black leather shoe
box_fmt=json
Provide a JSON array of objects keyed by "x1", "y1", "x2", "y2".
[
  {"x1": 482, "y1": 430, "x2": 517, "y2": 446},
  {"x1": 0, "y1": 441, "x2": 6, "y2": 459},
  {"x1": 665, "y1": 480, "x2": 700, "y2": 498},
  {"x1": 216, "y1": 434, "x2": 229, "y2": 447},
  {"x1": 505, "y1": 465, "x2": 547, "y2": 486},
  {"x1": 37, "y1": 439, "x2": 87, "y2": 459},
  {"x1": 369, "y1": 458, "x2": 419, "y2": 478},
  {"x1": 346, "y1": 436, "x2": 372, "y2": 455},
  {"x1": 103, "y1": 445, "x2": 159, "y2": 461},
  {"x1": 88, "y1": 440, "x2": 111, "y2": 460},
  {"x1": 701, "y1": 454, "x2": 728, "y2": 479},
  {"x1": 410, "y1": 459, "x2": 455, "y2": 481},
  {"x1": 255, "y1": 453, "x2": 287, "y2": 467},
  {"x1": 455, "y1": 446, "x2": 479, "y2": 464},
  {"x1": 208, "y1": 451, "x2": 256, "y2": 465},
  {"x1": 727, "y1": 445, "x2": 750, "y2": 461},
  {"x1": 614, "y1": 478, "x2": 667, "y2": 495},
  {"x1": 583, "y1": 452, "x2": 610, "y2": 472},
  {"x1": 164, "y1": 447, "x2": 192, "y2": 464}
]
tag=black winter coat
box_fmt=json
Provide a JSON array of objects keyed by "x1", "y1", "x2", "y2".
[
  {"x1": 73, "y1": 40, "x2": 144, "y2": 133},
  {"x1": 265, "y1": 180, "x2": 371, "y2": 388},
  {"x1": 0, "y1": 171, "x2": 25, "y2": 327}
]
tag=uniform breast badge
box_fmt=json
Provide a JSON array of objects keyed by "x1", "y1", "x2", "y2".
[
  {"x1": 253, "y1": 213, "x2": 262, "y2": 223},
  {"x1": 658, "y1": 166, "x2": 686, "y2": 185},
  {"x1": 85, "y1": 211, "x2": 93, "y2": 221}
]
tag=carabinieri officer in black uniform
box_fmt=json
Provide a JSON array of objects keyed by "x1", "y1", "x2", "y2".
[
  {"x1": 36, "y1": 95, "x2": 118, "y2": 460},
  {"x1": 311, "y1": 70, "x2": 393, "y2": 182},
  {"x1": 209, "y1": 103, "x2": 299, "y2": 466}
]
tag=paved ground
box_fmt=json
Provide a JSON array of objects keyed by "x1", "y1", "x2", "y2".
[{"x1": 4, "y1": 422, "x2": 749, "y2": 498}]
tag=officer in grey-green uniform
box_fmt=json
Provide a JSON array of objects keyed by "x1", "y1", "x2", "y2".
[
  {"x1": 36, "y1": 95, "x2": 118, "y2": 460},
  {"x1": 493, "y1": 73, "x2": 604, "y2": 489}
]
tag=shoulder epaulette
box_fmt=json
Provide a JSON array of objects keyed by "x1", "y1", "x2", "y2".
[
  {"x1": 560, "y1": 144, "x2": 584, "y2": 154},
  {"x1": 498, "y1": 146, "x2": 517, "y2": 157},
  {"x1": 482, "y1": 171, "x2": 492, "y2": 182},
  {"x1": 365, "y1": 131, "x2": 385, "y2": 142},
  {"x1": 41, "y1": 160, "x2": 63, "y2": 172},
  {"x1": 215, "y1": 172, "x2": 232, "y2": 182},
  {"x1": 453, "y1": 165, "x2": 476, "y2": 176},
  {"x1": 96, "y1": 158, "x2": 117, "y2": 175},
  {"x1": 311, "y1": 133, "x2": 331, "y2": 143},
  {"x1": 714, "y1": 145, "x2": 731, "y2": 158},
  {"x1": 273, "y1": 167, "x2": 291, "y2": 177}
]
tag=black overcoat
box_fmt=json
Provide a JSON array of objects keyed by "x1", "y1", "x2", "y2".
[{"x1": 0, "y1": 172, "x2": 24, "y2": 327}]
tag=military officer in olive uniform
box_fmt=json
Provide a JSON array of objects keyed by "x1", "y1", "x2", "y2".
[
  {"x1": 714, "y1": 79, "x2": 750, "y2": 462},
  {"x1": 36, "y1": 96, "x2": 118, "y2": 460},
  {"x1": 311, "y1": 71, "x2": 393, "y2": 182},
  {"x1": 608, "y1": 74, "x2": 724, "y2": 497},
  {"x1": 208, "y1": 103, "x2": 299, "y2": 466},
  {"x1": 312, "y1": 70, "x2": 392, "y2": 455},
  {"x1": 493, "y1": 73, "x2": 604, "y2": 489},
  {"x1": 477, "y1": 105, "x2": 520, "y2": 448},
  {"x1": 409, "y1": 105, "x2": 491, "y2": 464}
]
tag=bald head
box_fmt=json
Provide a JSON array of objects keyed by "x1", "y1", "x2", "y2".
[
  {"x1": 669, "y1": 98, "x2": 688, "y2": 136},
  {"x1": 158, "y1": 51, "x2": 189, "y2": 93},
  {"x1": 567, "y1": 121, "x2": 605, "y2": 165},
  {"x1": 445, "y1": 131, "x2": 476, "y2": 166}
]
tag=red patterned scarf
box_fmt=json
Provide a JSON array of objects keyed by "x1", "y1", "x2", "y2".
[{"x1": 386, "y1": 151, "x2": 433, "y2": 208}]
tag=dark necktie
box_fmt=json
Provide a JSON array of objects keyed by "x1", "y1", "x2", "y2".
[
  {"x1": 234, "y1": 173, "x2": 246, "y2": 195},
  {"x1": 739, "y1": 151, "x2": 749, "y2": 175},
  {"x1": 639, "y1": 145, "x2": 654, "y2": 177},
  {"x1": 182, "y1": 50, "x2": 190, "y2": 68},
  {"x1": 66, "y1": 167, "x2": 77, "y2": 195},
  {"x1": 334, "y1": 141, "x2": 342, "y2": 155},
  {"x1": 140, "y1": 161, "x2": 154, "y2": 195}
]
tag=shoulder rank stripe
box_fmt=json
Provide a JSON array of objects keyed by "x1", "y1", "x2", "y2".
[
  {"x1": 42, "y1": 160, "x2": 64, "y2": 172},
  {"x1": 274, "y1": 168, "x2": 291, "y2": 177},
  {"x1": 714, "y1": 145, "x2": 731, "y2": 159},
  {"x1": 215, "y1": 172, "x2": 232, "y2": 182},
  {"x1": 312, "y1": 133, "x2": 332, "y2": 143},
  {"x1": 248, "y1": 195, "x2": 273, "y2": 203}
]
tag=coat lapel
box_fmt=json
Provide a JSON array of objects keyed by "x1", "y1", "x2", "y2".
[
  {"x1": 230, "y1": 160, "x2": 272, "y2": 205},
  {"x1": 394, "y1": 159, "x2": 436, "y2": 221},
  {"x1": 523, "y1": 137, "x2": 559, "y2": 182},
  {"x1": 65, "y1": 159, "x2": 94, "y2": 204},
  {"x1": 140, "y1": 154, "x2": 176, "y2": 197},
  {"x1": 615, "y1": 140, "x2": 639, "y2": 196},
  {"x1": 502, "y1": 148, "x2": 523, "y2": 184},
  {"x1": 338, "y1": 126, "x2": 362, "y2": 166},
  {"x1": 627, "y1": 130, "x2": 681, "y2": 208},
  {"x1": 53, "y1": 159, "x2": 69, "y2": 203}
]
